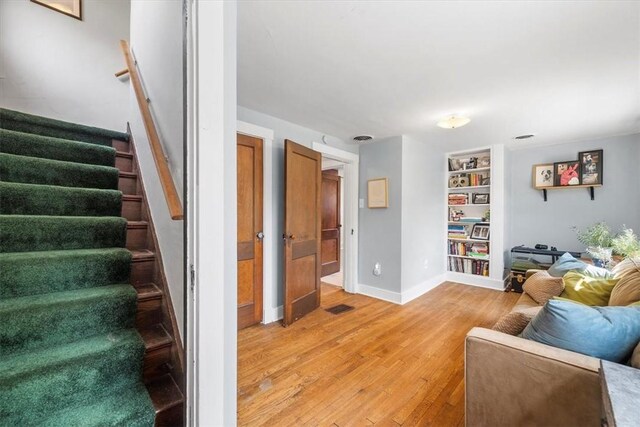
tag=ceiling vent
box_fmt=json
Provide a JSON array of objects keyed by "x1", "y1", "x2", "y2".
[
  {"x1": 514, "y1": 134, "x2": 536, "y2": 140},
  {"x1": 352, "y1": 135, "x2": 374, "y2": 143}
]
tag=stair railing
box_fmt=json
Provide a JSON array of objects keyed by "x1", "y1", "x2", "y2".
[{"x1": 117, "y1": 40, "x2": 184, "y2": 220}]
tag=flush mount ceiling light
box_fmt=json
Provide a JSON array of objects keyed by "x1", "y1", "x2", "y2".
[
  {"x1": 437, "y1": 115, "x2": 471, "y2": 129},
  {"x1": 352, "y1": 135, "x2": 374, "y2": 143},
  {"x1": 514, "y1": 134, "x2": 536, "y2": 140}
]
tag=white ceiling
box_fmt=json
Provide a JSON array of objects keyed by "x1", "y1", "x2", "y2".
[{"x1": 238, "y1": 1, "x2": 640, "y2": 149}]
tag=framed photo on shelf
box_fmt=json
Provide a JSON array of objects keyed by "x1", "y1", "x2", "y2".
[
  {"x1": 367, "y1": 177, "x2": 388, "y2": 208},
  {"x1": 471, "y1": 224, "x2": 490, "y2": 240},
  {"x1": 532, "y1": 163, "x2": 554, "y2": 189},
  {"x1": 477, "y1": 156, "x2": 491, "y2": 168},
  {"x1": 578, "y1": 149, "x2": 603, "y2": 185},
  {"x1": 472, "y1": 193, "x2": 490, "y2": 204},
  {"x1": 553, "y1": 160, "x2": 580, "y2": 186}
]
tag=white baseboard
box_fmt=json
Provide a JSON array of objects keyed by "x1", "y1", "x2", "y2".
[
  {"x1": 445, "y1": 271, "x2": 505, "y2": 290},
  {"x1": 401, "y1": 274, "x2": 447, "y2": 304},
  {"x1": 263, "y1": 305, "x2": 283, "y2": 324},
  {"x1": 356, "y1": 283, "x2": 402, "y2": 304}
]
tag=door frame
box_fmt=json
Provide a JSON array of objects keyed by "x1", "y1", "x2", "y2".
[
  {"x1": 312, "y1": 142, "x2": 359, "y2": 294},
  {"x1": 237, "y1": 121, "x2": 275, "y2": 323}
]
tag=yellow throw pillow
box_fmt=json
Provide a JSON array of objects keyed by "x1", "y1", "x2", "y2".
[
  {"x1": 523, "y1": 271, "x2": 565, "y2": 305},
  {"x1": 560, "y1": 271, "x2": 619, "y2": 306},
  {"x1": 609, "y1": 258, "x2": 640, "y2": 306}
]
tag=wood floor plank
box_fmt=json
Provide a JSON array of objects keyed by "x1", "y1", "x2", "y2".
[{"x1": 238, "y1": 282, "x2": 519, "y2": 426}]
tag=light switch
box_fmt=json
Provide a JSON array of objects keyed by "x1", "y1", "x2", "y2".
[{"x1": 359, "y1": 198, "x2": 365, "y2": 208}]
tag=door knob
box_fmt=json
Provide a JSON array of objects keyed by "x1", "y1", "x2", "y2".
[{"x1": 256, "y1": 231, "x2": 264, "y2": 240}]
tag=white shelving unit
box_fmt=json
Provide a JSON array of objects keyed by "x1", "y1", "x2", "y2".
[{"x1": 445, "y1": 146, "x2": 506, "y2": 290}]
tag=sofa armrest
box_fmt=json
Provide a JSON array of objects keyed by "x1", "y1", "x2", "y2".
[{"x1": 465, "y1": 327, "x2": 601, "y2": 427}]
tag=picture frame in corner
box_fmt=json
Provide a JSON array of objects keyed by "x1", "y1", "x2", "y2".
[
  {"x1": 470, "y1": 223, "x2": 490, "y2": 240},
  {"x1": 367, "y1": 177, "x2": 388, "y2": 208},
  {"x1": 31, "y1": 0, "x2": 82, "y2": 20}
]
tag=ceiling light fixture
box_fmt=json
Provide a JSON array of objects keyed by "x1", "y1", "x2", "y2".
[
  {"x1": 352, "y1": 135, "x2": 374, "y2": 143},
  {"x1": 514, "y1": 134, "x2": 536, "y2": 140},
  {"x1": 437, "y1": 115, "x2": 471, "y2": 129}
]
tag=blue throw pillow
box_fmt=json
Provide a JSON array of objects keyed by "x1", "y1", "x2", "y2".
[
  {"x1": 521, "y1": 299, "x2": 640, "y2": 362},
  {"x1": 547, "y1": 252, "x2": 613, "y2": 278}
]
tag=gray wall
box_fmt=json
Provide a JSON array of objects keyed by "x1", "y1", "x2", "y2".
[
  {"x1": 0, "y1": 0, "x2": 130, "y2": 130},
  {"x1": 358, "y1": 137, "x2": 403, "y2": 292},
  {"x1": 508, "y1": 133, "x2": 640, "y2": 253},
  {"x1": 129, "y1": 0, "x2": 184, "y2": 335},
  {"x1": 401, "y1": 136, "x2": 446, "y2": 290},
  {"x1": 237, "y1": 106, "x2": 355, "y2": 308}
]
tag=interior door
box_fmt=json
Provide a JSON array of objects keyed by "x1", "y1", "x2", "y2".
[
  {"x1": 283, "y1": 139, "x2": 322, "y2": 326},
  {"x1": 321, "y1": 170, "x2": 341, "y2": 277},
  {"x1": 237, "y1": 134, "x2": 263, "y2": 330}
]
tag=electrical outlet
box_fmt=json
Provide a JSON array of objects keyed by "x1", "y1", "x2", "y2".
[{"x1": 373, "y1": 262, "x2": 382, "y2": 276}]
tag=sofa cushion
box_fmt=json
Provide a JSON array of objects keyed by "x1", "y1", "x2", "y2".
[
  {"x1": 492, "y1": 306, "x2": 542, "y2": 336},
  {"x1": 631, "y1": 342, "x2": 640, "y2": 369},
  {"x1": 548, "y1": 252, "x2": 614, "y2": 278},
  {"x1": 523, "y1": 271, "x2": 565, "y2": 305},
  {"x1": 560, "y1": 271, "x2": 618, "y2": 306},
  {"x1": 521, "y1": 299, "x2": 640, "y2": 362},
  {"x1": 610, "y1": 257, "x2": 640, "y2": 306}
]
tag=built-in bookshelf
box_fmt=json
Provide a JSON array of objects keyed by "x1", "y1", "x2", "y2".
[{"x1": 445, "y1": 147, "x2": 505, "y2": 288}]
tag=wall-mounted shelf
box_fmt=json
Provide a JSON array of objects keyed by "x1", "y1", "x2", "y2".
[
  {"x1": 540, "y1": 184, "x2": 602, "y2": 202},
  {"x1": 448, "y1": 185, "x2": 490, "y2": 191}
]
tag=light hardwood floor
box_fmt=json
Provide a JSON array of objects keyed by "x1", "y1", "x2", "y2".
[{"x1": 238, "y1": 282, "x2": 519, "y2": 426}]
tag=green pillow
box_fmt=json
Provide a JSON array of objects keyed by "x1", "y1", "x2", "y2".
[{"x1": 560, "y1": 271, "x2": 619, "y2": 306}]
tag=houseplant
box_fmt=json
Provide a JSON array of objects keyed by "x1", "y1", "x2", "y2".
[
  {"x1": 611, "y1": 226, "x2": 640, "y2": 258},
  {"x1": 575, "y1": 222, "x2": 613, "y2": 267}
]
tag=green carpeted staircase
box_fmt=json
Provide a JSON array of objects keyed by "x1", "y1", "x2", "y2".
[{"x1": 0, "y1": 108, "x2": 164, "y2": 426}]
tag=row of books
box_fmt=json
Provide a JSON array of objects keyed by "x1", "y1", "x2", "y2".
[
  {"x1": 448, "y1": 194, "x2": 468, "y2": 205},
  {"x1": 448, "y1": 258, "x2": 490, "y2": 276},
  {"x1": 448, "y1": 224, "x2": 467, "y2": 240},
  {"x1": 448, "y1": 241, "x2": 489, "y2": 258}
]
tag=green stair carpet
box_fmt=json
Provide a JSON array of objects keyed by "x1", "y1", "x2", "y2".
[
  {"x1": 0, "y1": 108, "x2": 129, "y2": 146},
  {"x1": 0, "y1": 109, "x2": 154, "y2": 426}
]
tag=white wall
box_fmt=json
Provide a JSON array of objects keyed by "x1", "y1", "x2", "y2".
[
  {"x1": 401, "y1": 136, "x2": 446, "y2": 292},
  {"x1": 237, "y1": 106, "x2": 355, "y2": 312},
  {"x1": 0, "y1": 0, "x2": 130, "y2": 130},
  {"x1": 129, "y1": 0, "x2": 184, "y2": 334}
]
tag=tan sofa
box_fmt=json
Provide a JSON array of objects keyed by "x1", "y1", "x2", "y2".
[{"x1": 464, "y1": 289, "x2": 602, "y2": 427}]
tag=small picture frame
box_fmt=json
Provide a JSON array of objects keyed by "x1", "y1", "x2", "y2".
[
  {"x1": 472, "y1": 193, "x2": 490, "y2": 204},
  {"x1": 471, "y1": 224, "x2": 490, "y2": 240},
  {"x1": 477, "y1": 156, "x2": 491, "y2": 168},
  {"x1": 367, "y1": 178, "x2": 388, "y2": 208},
  {"x1": 553, "y1": 160, "x2": 581, "y2": 186},
  {"x1": 32, "y1": 0, "x2": 82, "y2": 20},
  {"x1": 578, "y1": 149, "x2": 603, "y2": 186},
  {"x1": 532, "y1": 163, "x2": 554, "y2": 189}
]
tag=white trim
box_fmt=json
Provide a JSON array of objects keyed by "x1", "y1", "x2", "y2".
[
  {"x1": 237, "y1": 120, "x2": 275, "y2": 325},
  {"x1": 357, "y1": 283, "x2": 402, "y2": 304},
  {"x1": 445, "y1": 271, "x2": 505, "y2": 290},
  {"x1": 312, "y1": 142, "x2": 359, "y2": 296},
  {"x1": 400, "y1": 274, "x2": 447, "y2": 304},
  {"x1": 264, "y1": 305, "x2": 284, "y2": 323}
]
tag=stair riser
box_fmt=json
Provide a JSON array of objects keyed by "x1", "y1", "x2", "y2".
[
  {"x1": 131, "y1": 258, "x2": 155, "y2": 285},
  {"x1": 122, "y1": 198, "x2": 142, "y2": 221},
  {"x1": 144, "y1": 345, "x2": 172, "y2": 381},
  {"x1": 119, "y1": 175, "x2": 138, "y2": 194},
  {"x1": 137, "y1": 298, "x2": 162, "y2": 329},
  {"x1": 155, "y1": 402, "x2": 183, "y2": 427},
  {"x1": 127, "y1": 225, "x2": 148, "y2": 250},
  {"x1": 113, "y1": 139, "x2": 130, "y2": 153},
  {"x1": 116, "y1": 155, "x2": 134, "y2": 172}
]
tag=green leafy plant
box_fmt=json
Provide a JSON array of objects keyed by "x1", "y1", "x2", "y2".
[
  {"x1": 575, "y1": 222, "x2": 613, "y2": 248},
  {"x1": 612, "y1": 226, "x2": 640, "y2": 257}
]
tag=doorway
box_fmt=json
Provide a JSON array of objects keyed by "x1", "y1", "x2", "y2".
[{"x1": 321, "y1": 160, "x2": 345, "y2": 288}]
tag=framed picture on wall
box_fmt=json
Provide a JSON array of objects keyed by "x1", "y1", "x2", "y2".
[
  {"x1": 367, "y1": 178, "x2": 388, "y2": 208},
  {"x1": 553, "y1": 160, "x2": 581, "y2": 186},
  {"x1": 32, "y1": 0, "x2": 82, "y2": 20},
  {"x1": 532, "y1": 163, "x2": 554, "y2": 189},
  {"x1": 578, "y1": 149, "x2": 603, "y2": 185}
]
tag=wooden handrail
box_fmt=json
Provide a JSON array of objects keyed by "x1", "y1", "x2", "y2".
[
  {"x1": 115, "y1": 68, "x2": 129, "y2": 78},
  {"x1": 119, "y1": 40, "x2": 183, "y2": 220}
]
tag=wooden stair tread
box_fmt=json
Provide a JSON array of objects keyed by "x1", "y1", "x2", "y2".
[
  {"x1": 127, "y1": 220, "x2": 148, "y2": 228},
  {"x1": 146, "y1": 374, "x2": 184, "y2": 413},
  {"x1": 142, "y1": 324, "x2": 172, "y2": 352},
  {"x1": 119, "y1": 171, "x2": 137, "y2": 178},
  {"x1": 122, "y1": 194, "x2": 143, "y2": 201},
  {"x1": 131, "y1": 249, "x2": 155, "y2": 260},
  {"x1": 136, "y1": 283, "x2": 162, "y2": 301},
  {"x1": 116, "y1": 151, "x2": 134, "y2": 158}
]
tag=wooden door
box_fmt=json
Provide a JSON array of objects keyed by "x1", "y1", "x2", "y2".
[
  {"x1": 283, "y1": 139, "x2": 322, "y2": 326},
  {"x1": 237, "y1": 134, "x2": 263, "y2": 330},
  {"x1": 321, "y1": 170, "x2": 341, "y2": 277}
]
